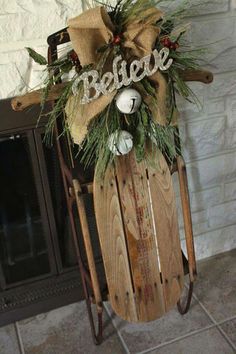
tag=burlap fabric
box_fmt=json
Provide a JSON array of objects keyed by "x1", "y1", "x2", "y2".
[{"x1": 66, "y1": 6, "x2": 171, "y2": 145}]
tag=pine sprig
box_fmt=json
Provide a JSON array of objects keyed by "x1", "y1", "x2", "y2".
[
  {"x1": 24, "y1": 0, "x2": 206, "y2": 177},
  {"x1": 26, "y1": 47, "x2": 47, "y2": 65},
  {"x1": 81, "y1": 101, "x2": 122, "y2": 177},
  {"x1": 42, "y1": 79, "x2": 75, "y2": 146}
]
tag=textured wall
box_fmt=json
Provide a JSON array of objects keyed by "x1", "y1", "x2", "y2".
[
  {"x1": 177, "y1": 0, "x2": 236, "y2": 259},
  {"x1": 0, "y1": 0, "x2": 236, "y2": 260},
  {"x1": 0, "y1": 0, "x2": 83, "y2": 98}
]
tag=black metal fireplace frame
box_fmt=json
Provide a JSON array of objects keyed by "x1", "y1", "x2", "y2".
[{"x1": 0, "y1": 99, "x2": 105, "y2": 328}]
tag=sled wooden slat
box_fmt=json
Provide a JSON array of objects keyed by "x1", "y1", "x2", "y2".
[
  {"x1": 94, "y1": 166, "x2": 138, "y2": 322},
  {"x1": 11, "y1": 70, "x2": 213, "y2": 112},
  {"x1": 115, "y1": 152, "x2": 165, "y2": 322},
  {"x1": 94, "y1": 151, "x2": 185, "y2": 323},
  {"x1": 149, "y1": 153, "x2": 184, "y2": 311}
]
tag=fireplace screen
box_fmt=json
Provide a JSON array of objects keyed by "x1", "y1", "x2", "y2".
[
  {"x1": 0, "y1": 100, "x2": 105, "y2": 326},
  {"x1": 0, "y1": 131, "x2": 56, "y2": 288}
]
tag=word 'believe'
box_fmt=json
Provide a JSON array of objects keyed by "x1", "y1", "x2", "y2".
[{"x1": 73, "y1": 48, "x2": 173, "y2": 104}]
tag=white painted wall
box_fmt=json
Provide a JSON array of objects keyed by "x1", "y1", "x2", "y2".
[{"x1": 0, "y1": 0, "x2": 236, "y2": 260}]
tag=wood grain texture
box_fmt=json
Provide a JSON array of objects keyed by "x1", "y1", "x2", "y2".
[
  {"x1": 148, "y1": 153, "x2": 184, "y2": 311},
  {"x1": 94, "y1": 166, "x2": 138, "y2": 322},
  {"x1": 73, "y1": 179, "x2": 103, "y2": 312},
  {"x1": 11, "y1": 70, "x2": 213, "y2": 111},
  {"x1": 177, "y1": 156, "x2": 197, "y2": 282},
  {"x1": 94, "y1": 151, "x2": 185, "y2": 322},
  {"x1": 180, "y1": 70, "x2": 213, "y2": 84},
  {"x1": 115, "y1": 151, "x2": 165, "y2": 322},
  {"x1": 11, "y1": 83, "x2": 67, "y2": 111}
]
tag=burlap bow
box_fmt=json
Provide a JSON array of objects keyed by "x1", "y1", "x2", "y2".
[{"x1": 66, "y1": 6, "x2": 170, "y2": 145}]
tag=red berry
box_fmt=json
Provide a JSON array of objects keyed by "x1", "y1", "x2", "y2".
[
  {"x1": 161, "y1": 37, "x2": 172, "y2": 48},
  {"x1": 70, "y1": 50, "x2": 78, "y2": 62},
  {"x1": 113, "y1": 35, "x2": 122, "y2": 45},
  {"x1": 170, "y1": 42, "x2": 179, "y2": 51}
]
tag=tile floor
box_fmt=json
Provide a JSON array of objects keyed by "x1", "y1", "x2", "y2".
[{"x1": 0, "y1": 249, "x2": 235, "y2": 354}]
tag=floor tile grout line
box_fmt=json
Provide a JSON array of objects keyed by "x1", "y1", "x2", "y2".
[
  {"x1": 151, "y1": 285, "x2": 236, "y2": 354},
  {"x1": 217, "y1": 324, "x2": 236, "y2": 351},
  {"x1": 192, "y1": 292, "x2": 236, "y2": 351},
  {"x1": 217, "y1": 315, "x2": 236, "y2": 326},
  {"x1": 192, "y1": 292, "x2": 218, "y2": 324},
  {"x1": 192, "y1": 291, "x2": 236, "y2": 326},
  {"x1": 192, "y1": 292, "x2": 236, "y2": 326},
  {"x1": 103, "y1": 297, "x2": 216, "y2": 354},
  {"x1": 14, "y1": 322, "x2": 25, "y2": 354},
  {"x1": 102, "y1": 287, "x2": 236, "y2": 354},
  {"x1": 103, "y1": 303, "x2": 131, "y2": 354},
  {"x1": 136, "y1": 323, "x2": 219, "y2": 354}
]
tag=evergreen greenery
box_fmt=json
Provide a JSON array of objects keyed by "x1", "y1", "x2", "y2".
[{"x1": 26, "y1": 0, "x2": 205, "y2": 176}]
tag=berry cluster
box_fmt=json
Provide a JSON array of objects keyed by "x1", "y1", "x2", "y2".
[
  {"x1": 112, "y1": 34, "x2": 122, "y2": 45},
  {"x1": 161, "y1": 37, "x2": 179, "y2": 51},
  {"x1": 69, "y1": 50, "x2": 80, "y2": 67}
]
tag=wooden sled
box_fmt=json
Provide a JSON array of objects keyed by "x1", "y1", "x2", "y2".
[
  {"x1": 11, "y1": 27, "x2": 213, "y2": 343},
  {"x1": 94, "y1": 151, "x2": 184, "y2": 322}
]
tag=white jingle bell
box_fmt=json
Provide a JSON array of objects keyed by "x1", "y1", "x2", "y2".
[
  {"x1": 108, "y1": 130, "x2": 133, "y2": 156},
  {"x1": 115, "y1": 88, "x2": 142, "y2": 114}
]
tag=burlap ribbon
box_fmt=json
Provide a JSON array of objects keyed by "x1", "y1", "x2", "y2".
[{"x1": 66, "y1": 6, "x2": 170, "y2": 145}]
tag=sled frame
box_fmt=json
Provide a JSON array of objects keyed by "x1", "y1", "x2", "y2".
[{"x1": 46, "y1": 26, "x2": 211, "y2": 344}]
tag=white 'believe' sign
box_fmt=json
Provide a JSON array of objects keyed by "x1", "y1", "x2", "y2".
[{"x1": 72, "y1": 47, "x2": 173, "y2": 104}]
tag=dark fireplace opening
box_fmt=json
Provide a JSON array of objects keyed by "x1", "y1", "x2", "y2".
[
  {"x1": 0, "y1": 134, "x2": 50, "y2": 285},
  {"x1": 0, "y1": 99, "x2": 105, "y2": 327}
]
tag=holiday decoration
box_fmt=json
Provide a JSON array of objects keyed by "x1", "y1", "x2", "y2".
[
  {"x1": 73, "y1": 48, "x2": 173, "y2": 104},
  {"x1": 94, "y1": 150, "x2": 184, "y2": 322},
  {"x1": 18, "y1": 1, "x2": 208, "y2": 178},
  {"x1": 11, "y1": 0, "x2": 213, "y2": 335},
  {"x1": 115, "y1": 88, "x2": 142, "y2": 114},
  {"x1": 108, "y1": 130, "x2": 133, "y2": 155}
]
